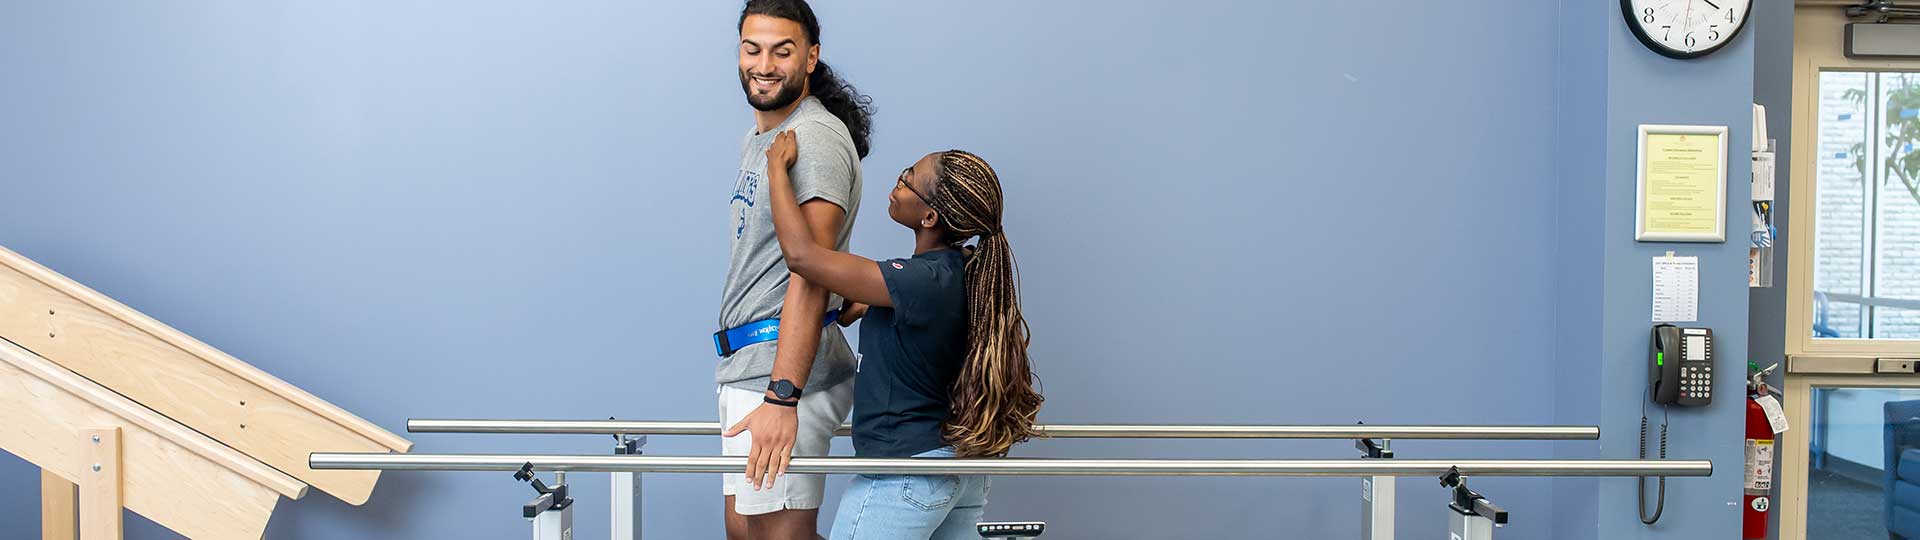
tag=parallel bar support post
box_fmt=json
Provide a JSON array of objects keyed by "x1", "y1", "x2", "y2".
[
  {"x1": 522, "y1": 468, "x2": 572, "y2": 540},
  {"x1": 611, "y1": 435, "x2": 646, "y2": 540},
  {"x1": 1357, "y1": 438, "x2": 1393, "y2": 540},
  {"x1": 1449, "y1": 510, "x2": 1495, "y2": 540},
  {"x1": 526, "y1": 472, "x2": 573, "y2": 540},
  {"x1": 530, "y1": 498, "x2": 571, "y2": 540},
  {"x1": 1362, "y1": 475, "x2": 1395, "y2": 540},
  {"x1": 1440, "y1": 469, "x2": 1505, "y2": 540}
]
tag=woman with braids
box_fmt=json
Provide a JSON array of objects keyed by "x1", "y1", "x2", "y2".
[{"x1": 762, "y1": 130, "x2": 1044, "y2": 540}]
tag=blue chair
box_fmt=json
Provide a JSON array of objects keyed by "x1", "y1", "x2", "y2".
[
  {"x1": 1883, "y1": 400, "x2": 1920, "y2": 539},
  {"x1": 1815, "y1": 291, "x2": 1841, "y2": 338}
]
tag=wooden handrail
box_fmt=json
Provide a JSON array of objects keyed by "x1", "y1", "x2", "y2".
[{"x1": 0, "y1": 245, "x2": 410, "y2": 505}]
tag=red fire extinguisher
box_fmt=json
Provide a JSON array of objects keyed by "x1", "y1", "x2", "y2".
[{"x1": 1745, "y1": 362, "x2": 1780, "y2": 539}]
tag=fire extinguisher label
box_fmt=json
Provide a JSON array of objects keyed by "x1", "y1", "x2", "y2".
[
  {"x1": 1751, "y1": 496, "x2": 1770, "y2": 512},
  {"x1": 1746, "y1": 439, "x2": 1775, "y2": 491},
  {"x1": 1757, "y1": 395, "x2": 1790, "y2": 434}
]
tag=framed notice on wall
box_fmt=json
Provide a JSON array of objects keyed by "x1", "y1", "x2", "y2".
[{"x1": 1635, "y1": 124, "x2": 1728, "y2": 243}]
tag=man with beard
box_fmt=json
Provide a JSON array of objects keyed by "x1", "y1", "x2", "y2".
[{"x1": 715, "y1": 1, "x2": 873, "y2": 539}]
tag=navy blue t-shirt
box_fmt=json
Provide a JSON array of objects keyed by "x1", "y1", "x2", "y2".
[{"x1": 852, "y1": 247, "x2": 969, "y2": 458}]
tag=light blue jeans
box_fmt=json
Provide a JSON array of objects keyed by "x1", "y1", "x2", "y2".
[{"x1": 828, "y1": 447, "x2": 991, "y2": 540}]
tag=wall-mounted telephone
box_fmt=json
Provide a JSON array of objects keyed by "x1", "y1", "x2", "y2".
[
  {"x1": 1650, "y1": 325, "x2": 1714, "y2": 406},
  {"x1": 1640, "y1": 324, "x2": 1715, "y2": 525}
]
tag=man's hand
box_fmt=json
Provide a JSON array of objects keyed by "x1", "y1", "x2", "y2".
[
  {"x1": 765, "y1": 129, "x2": 799, "y2": 171},
  {"x1": 837, "y1": 303, "x2": 867, "y2": 326},
  {"x1": 723, "y1": 399, "x2": 799, "y2": 490}
]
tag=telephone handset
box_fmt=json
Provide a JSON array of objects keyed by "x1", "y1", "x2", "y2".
[
  {"x1": 1640, "y1": 324, "x2": 1714, "y2": 525},
  {"x1": 1650, "y1": 325, "x2": 1714, "y2": 406}
]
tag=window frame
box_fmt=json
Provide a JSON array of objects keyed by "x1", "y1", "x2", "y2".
[
  {"x1": 1785, "y1": 7, "x2": 1920, "y2": 357},
  {"x1": 1780, "y1": 5, "x2": 1920, "y2": 539}
]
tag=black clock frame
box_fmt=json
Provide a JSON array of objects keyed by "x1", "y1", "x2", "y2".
[{"x1": 1619, "y1": 0, "x2": 1754, "y2": 59}]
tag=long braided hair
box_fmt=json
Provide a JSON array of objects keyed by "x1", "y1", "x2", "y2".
[{"x1": 922, "y1": 150, "x2": 1043, "y2": 458}]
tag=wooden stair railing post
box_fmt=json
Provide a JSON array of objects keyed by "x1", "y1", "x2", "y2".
[
  {"x1": 79, "y1": 427, "x2": 123, "y2": 540},
  {"x1": 41, "y1": 468, "x2": 77, "y2": 540}
]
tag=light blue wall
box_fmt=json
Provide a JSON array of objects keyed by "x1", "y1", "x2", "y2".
[
  {"x1": 0, "y1": 1, "x2": 1761, "y2": 539},
  {"x1": 1550, "y1": 0, "x2": 1611, "y2": 538},
  {"x1": 1578, "y1": 6, "x2": 1758, "y2": 540},
  {"x1": 1553, "y1": 2, "x2": 1766, "y2": 539}
]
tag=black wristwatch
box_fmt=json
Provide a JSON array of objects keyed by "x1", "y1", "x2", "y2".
[{"x1": 768, "y1": 379, "x2": 804, "y2": 402}]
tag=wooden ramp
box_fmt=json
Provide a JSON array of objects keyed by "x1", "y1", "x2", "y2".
[{"x1": 0, "y1": 245, "x2": 413, "y2": 538}]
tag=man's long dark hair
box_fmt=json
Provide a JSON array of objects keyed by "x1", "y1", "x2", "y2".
[{"x1": 739, "y1": 0, "x2": 874, "y2": 159}]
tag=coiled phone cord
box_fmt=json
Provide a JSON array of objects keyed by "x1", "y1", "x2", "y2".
[{"x1": 1639, "y1": 388, "x2": 1670, "y2": 524}]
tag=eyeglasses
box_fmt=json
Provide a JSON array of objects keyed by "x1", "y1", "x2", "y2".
[{"x1": 895, "y1": 167, "x2": 930, "y2": 202}]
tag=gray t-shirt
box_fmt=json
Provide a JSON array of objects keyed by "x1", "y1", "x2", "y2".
[{"x1": 717, "y1": 96, "x2": 862, "y2": 392}]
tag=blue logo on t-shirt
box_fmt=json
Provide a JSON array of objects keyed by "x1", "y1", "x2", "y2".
[{"x1": 731, "y1": 170, "x2": 759, "y2": 239}]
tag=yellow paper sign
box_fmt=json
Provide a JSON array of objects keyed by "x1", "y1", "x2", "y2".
[{"x1": 1638, "y1": 128, "x2": 1726, "y2": 241}]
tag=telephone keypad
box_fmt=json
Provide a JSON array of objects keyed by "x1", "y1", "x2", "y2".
[{"x1": 1684, "y1": 362, "x2": 1711, "y2": 400}]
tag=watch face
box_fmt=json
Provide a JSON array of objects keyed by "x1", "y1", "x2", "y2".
[{"x1": 771, "y1": 380, "x2": 797, "y2": 398}]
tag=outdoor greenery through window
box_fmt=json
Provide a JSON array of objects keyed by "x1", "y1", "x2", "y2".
[{"x1": 1813, "y1": 71, "x2": 1920, "y2": 340}]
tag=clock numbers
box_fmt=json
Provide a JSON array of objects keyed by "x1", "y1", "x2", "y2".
[{"x1": 1624, "y1": 0, "x2": 1750, "y2": 58}]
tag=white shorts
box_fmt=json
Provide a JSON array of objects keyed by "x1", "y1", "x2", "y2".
[{"x1": 718, "y1": 381, "x2": 855, "y2": 515}]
